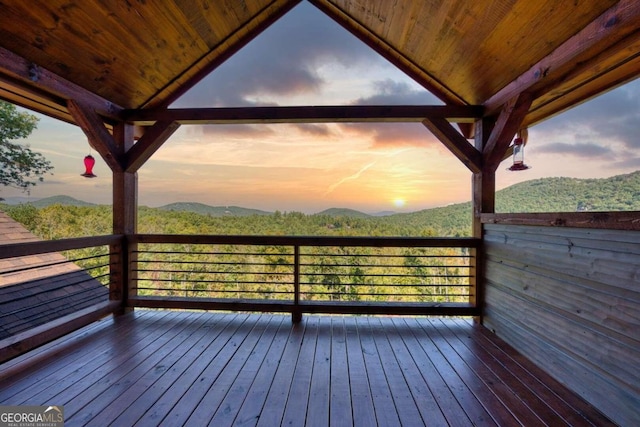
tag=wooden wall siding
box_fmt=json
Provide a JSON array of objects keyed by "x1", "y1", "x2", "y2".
[{"x1": 482, "y1": 224, "x2": 640, "y2": 427}]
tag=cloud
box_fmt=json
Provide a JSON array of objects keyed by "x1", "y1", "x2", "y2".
[
  {"x1": 535, "y1": 142, "x2": 615, "y2": 159},
  {"x1": 535, "y1": 78, "x2": 640, "y2": 149},
  {"x1": 291, "y1": 123, "x2": 334, "y2": 137},
  {"x1": 352, "y1": 79, "x2": 441, "y2": 105},
  {"x1": 173, "y1": 2, "x2": 384, "y2": 108}
]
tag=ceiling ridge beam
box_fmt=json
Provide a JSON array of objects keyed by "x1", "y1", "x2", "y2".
[
  {"x1": 146, "y1": 0, "x2": 302, "y2": 110},
  {"x1": 484, "y1": 0, "x2": 640, "y2": 115},
  {"x1": 0, "y1": 47, "x2": 123, "y2": 121},
  {"x1": 123, "y1": 105, "x2": 483, "y2": 125},
  {"x1": 67, "y1": 100, "x2": 124, "y2": 172},
  {"x1": 308, "y1": 0, "x2": 467, "y2": 107},
  {"x1": 422, "y1": 117, "x2": 482, "y2": 174}
]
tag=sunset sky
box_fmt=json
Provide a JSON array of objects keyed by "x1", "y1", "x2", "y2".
[{"x1": 3, "y1": 2, "x2": 640, "y2": 214}]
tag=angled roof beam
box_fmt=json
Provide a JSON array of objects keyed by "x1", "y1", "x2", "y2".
[
  {"x1": 0, "y1": 47, "x2": 123, "y2": 122},
  {"x1": 125, "y1": 120, "x2": 181, "y2": 173},
  {"x1": 67, "y1": 100, "x2": 124, "y2": 172},
  {"x1": 483, "y1": 93, "x2": 533, "y2": 172},
  {"x1": 484, "y1": 0, "x2": 640, "y2": 116},
  {"x1": 123, "y1": 105, "x2": 483, "y2": 125},
  {"x1": 147, "y1": 0, "x2": 302, "y2": 109},
  {"x1": 422, "y1": 118, "x2": 482, "y2": 173},
  {"x1": 309, "y1": 0, "x2": 466, "y2": 107}
]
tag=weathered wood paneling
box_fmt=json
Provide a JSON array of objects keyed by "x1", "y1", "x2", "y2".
[{"x1": 483, "y1": 224, "x2": 640, "y2": 427}]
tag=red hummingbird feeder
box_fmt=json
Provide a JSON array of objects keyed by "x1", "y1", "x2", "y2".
[{"x1": 81, "y1": 154, "x2": 97, "y2": 178}]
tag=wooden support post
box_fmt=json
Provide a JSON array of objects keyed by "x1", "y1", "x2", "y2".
[
  {"x1": 292, "y1": 245, "x2": 302, "y2": 323},
  {"x1": 471, "y1": 117, "x2": 494, "y2": 324},
  {"x1": 112, "y1": 122, "x2": 137, "y2": 311}
]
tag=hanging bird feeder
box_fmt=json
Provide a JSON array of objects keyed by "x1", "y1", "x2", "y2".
[
  {"x1": 81, "y1": 154, "x2": 97, "y2": 178},
  {"x1": 508, "y1": 137, "x2": 530, "y2": 171}
]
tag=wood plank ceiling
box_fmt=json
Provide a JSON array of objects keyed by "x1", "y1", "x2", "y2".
[{"x1": 0, "y1": 0, "x2": 639, "y2": 132}]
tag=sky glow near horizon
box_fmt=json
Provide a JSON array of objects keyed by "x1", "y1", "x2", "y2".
[{"x1": 3, "y1": 2, "x2": 640, "y2": 214}]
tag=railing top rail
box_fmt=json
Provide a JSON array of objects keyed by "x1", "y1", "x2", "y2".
[
  {"x1": 131, "y1": 234, "x2": 480, "y2": 248},
  {"x1": 0, "y1": 234, "x2": 124, "y2": 260}
]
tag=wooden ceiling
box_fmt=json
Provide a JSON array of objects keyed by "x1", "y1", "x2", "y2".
[{"x1": 0, "y1": 0, "x2": 639, "y2": 130}]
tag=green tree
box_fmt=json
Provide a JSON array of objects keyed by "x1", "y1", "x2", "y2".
[{"x1": 0, "y1": 101, "x2": 53, "y2": 195}]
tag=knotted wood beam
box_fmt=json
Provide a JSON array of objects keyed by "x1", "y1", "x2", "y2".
[
  {"x1": 422, "y1": 117, "x2": 482, "y2": 173},
  {"x1": 125, "y1": 120, "x2": 181, "y2": 173},
  {"x1": 67, "y1": 99, "x2": 124, "y2": 172},
  {"x1": 482, "y1": 93, "x2": 533, "y2": 172}
]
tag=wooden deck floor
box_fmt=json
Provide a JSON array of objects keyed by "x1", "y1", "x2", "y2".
[{"x1": 0, "y1": 310, "x2": 613, "y2": 426}]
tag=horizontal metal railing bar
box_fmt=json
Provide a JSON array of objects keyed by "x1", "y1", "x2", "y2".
[
  {"x1": 0, "y1": 254, "x2": 112, "y2": 276},
  {"x1": 135, "y1": 279, "x2": 294, "y2": 286},
  {"x1": 299, "y1": 263, "x2": 471, "y2": 268},
  {"x1": 133, "y1": 250, "x2": 295, "y2": 257},
  {"x1": 132, "y1": 234, "x2": 480, "y2": 248},
  {"x1": 300, "y1": 273, "x2": 471, "y2": 278},
  {"x1": 134, "y1": 287, "x2": 293, "y2": 295},
  {"x1": 299, "y1": 282, "x2": 471, "y2": 287},
  {"x1": 135, "y1": 260, "x2": 294, "y2": 267},
  {"x1": 134, "y1": 270, "x2": 294, "y2": 279},
  {"x1": 0, "y1": 235, "x2": 123, "y2": 259}
]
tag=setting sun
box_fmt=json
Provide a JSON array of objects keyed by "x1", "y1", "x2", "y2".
[{"x1": 393, "y1": 198, "x2": 406, "y2": 208}]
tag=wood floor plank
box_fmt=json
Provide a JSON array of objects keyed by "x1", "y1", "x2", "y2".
[
  {"x1": 452, "y1": 318, "x2": 615, "y2": 427},
  {"x1": 280, "y1": 316, "x2": 319, "y2": 427},
  {"x1": 1, "y1": 310, "x2": 170, "y2": 405},
  {"x1": 229, "y1": 316, "x2": 295, "y2": 427},
  {"x1": 305, "y1": 316, "x2": 331, "y2": 427},
  {"x1": 132, "y1": 313, "x2": 247, "y2": 426},
  {"x1": 329, "y1": 317, "x2": 353, "y2": 427},
  {"x1": 254, "y1": 317, "x2": 310, "y2": 427},
  {"x1": 389, "y1": 317, "x2": 477, "y2": 427},
  {"x1": 106, "y1": 313, "x2": 241, "y2": 426},
  {"x1": 370, "y1": 317, "x2": 427, "y2": 426},
  {"x1": 181, "y1": 315, "x2": 274, "y2": 426},
  {"x1": 344, "y1": 318, "x2": 377, "y2": 427},
  {"x1": 145, "y1": 314, "x2": 252, "y2": 427},
  {"x1": 67, "y1": 311, "x2": 207, "y2": 425},
  {"x1": 440, "y1": 318, "x2": 574, "y2": 427},
  {"x1": 0, "y1": 310, "x2": 162, "y2": 401},
  {"x1": 356, "y1": 317, "x2": 402, "y2": 427},
  {"x1": 379, "y1": 316, "x2": 449, "y2": 426},
  {"x1": 407, "y1": 317, "x2": 509, "y2": 426},
  {"x1": 0, "y1": 312, "x2": 617, "y2": 427},
  {"x1": 431, "y1": 318, "x2": 548, "y2": 427},
  {"x1": 208, "y1": 315, "x2": 286, "y2": 427}
]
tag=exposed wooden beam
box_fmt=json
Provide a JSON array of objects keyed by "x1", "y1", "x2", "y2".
[
  {"x1": 484, "y1": 0, "x2": 640, "y2": 115},
  {"x1": 422, "y1": 117, "x2": 482, "y2": 173},
  {"x1": 0, "y1": 46, "x2": 123, "y2": 121},
  {"x1": 67, "y1": 100, "x2": 123, "y2": 172},
  {"x1": 147, "y1": 0, "x2": 302, "y2": 109},
  {"x1": 482, "y1": 93, "x2": 533, "y2": 171},
  {"x1": 125, "y1": 120, "x2": 181, "y2": 173},
  {"x1": 525, "y1": 33, "x2": 640, "y2": 127},
  {"x1": 309, "y1": 0, "x2": 467, "y2": 106},
  {"x1": 124, "y1": 105, "x2": 483, "y2": 125}
]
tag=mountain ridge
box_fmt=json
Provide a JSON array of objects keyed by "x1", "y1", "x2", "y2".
[{"x1": 2, "y1": 171, "x2": 639, "y2": 220}]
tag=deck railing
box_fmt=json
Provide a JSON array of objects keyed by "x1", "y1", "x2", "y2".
[{"x1": 128, "y1": 234, "x2": 481, "y2": 319}]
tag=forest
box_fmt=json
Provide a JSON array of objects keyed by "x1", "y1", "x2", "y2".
[{"x1": 2, "y1": 171, "x2": 638, "y2": 305}]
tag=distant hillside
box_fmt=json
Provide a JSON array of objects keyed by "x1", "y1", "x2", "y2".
[
  {"x1": 496, "y1": 171, "x2": 640, "y2": 212},
  {"x1": 392, "y1": 171, "x2": 640, "y2": 235},
  {"x1": 29, "y1": 195, "x2": 96, "y2": 208},
  {"x1": 157, "y1": 202, "x2": 271, "y2": 217},
  {"x1": 315, "y1": 208, "x2": 371, "y2": 218}
]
